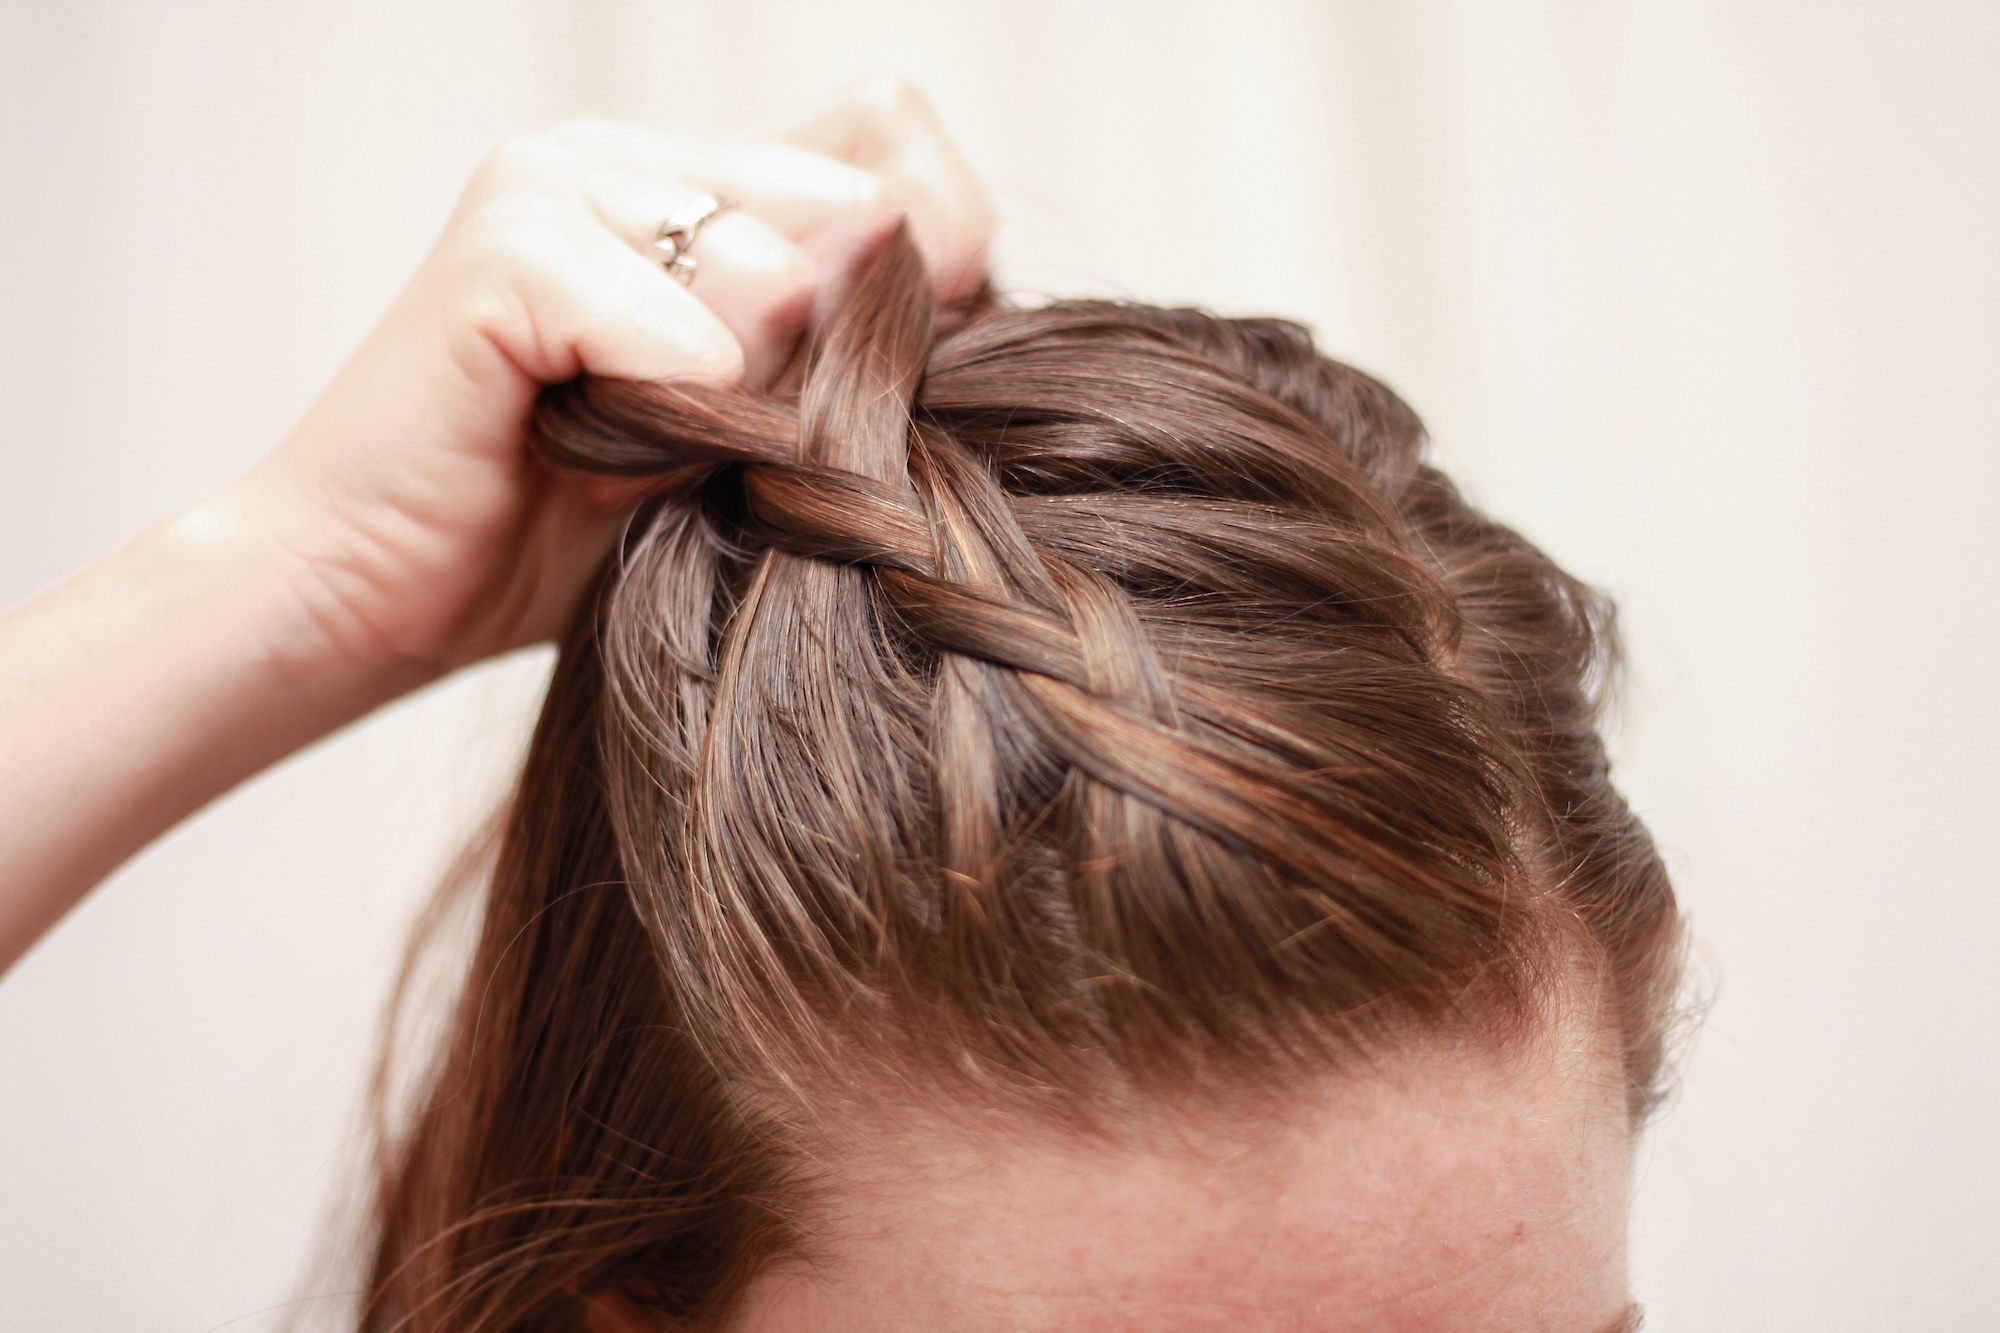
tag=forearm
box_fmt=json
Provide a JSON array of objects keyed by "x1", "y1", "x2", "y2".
[{"x1": 0, "y1": 487, "x2": 423, "y2": 973}]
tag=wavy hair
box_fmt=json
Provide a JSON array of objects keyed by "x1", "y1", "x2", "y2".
[{"x1": 360, "y1": 228, "x2": 1681, "y2": 1331}]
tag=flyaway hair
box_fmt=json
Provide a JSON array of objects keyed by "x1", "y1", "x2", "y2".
[{"x1": 360, "y1": 227, "x2": 1681, "y2": 1331}]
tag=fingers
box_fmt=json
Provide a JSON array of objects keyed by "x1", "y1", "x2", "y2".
[
  {"x1": 570, "y1": 161, "x2": 818, "y2": 386},
  {"x1": 740, "y1": 78, "x2": 994, "y2": 302},
  {"x1": 506, "y1": 212, "x2": 746, "y2": 386},
  {"x1": 558, "y1": 88, "x2": 995, "y2": 304},
  {"x1": 447, "y1": 88, "x2": 993, "y2": 400},
  {"x1": 441, "y1": 136, "x2": 744, "y2": 389},
  {"x1": 664, "y1": 211, "x2": 817, "y2": 386},
  {"x1": 451, "y1": 134, "x2": 832, "y2": 392},
  {"x1": 551, "y1": 120, "x2": 888, "y2": 233},
  {"x1": 551, "y1": 120, "x2": 905, "y2": 312}
]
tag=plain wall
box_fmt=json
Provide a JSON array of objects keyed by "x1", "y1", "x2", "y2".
[{"x1": 2, "y1": 2, "x2": 1996, "y2": 1328}]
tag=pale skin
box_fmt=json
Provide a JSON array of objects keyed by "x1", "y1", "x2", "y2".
[
  {"x1": 0, "y1": 81, "x2": 1638, "y2": 1330},
  {"x1": 714, "y1": 1023, "x2": 1639, "y2": 1333}
]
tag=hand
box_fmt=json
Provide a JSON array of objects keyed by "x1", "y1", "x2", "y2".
[
  {"x1": 230, "y1": 78, "x2": 992, "y2": 691},
  {"x1": 0, "y1": 79, "x2": 992, "y2": 972}
]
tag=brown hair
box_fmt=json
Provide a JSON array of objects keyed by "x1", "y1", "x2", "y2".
[{"x1": 360, "y1": 228, "x2": 1680, "y2": 1331}]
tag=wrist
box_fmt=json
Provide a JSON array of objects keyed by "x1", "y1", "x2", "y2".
[
  {"x1": 153, "y1": 480, "x2": 443, "y2": 723},
  {"x1": 0, "y1": 487, "x2": 434, "y2": 971}
]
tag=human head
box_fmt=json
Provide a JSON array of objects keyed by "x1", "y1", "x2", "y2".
[{"x1": 362, "y1": 228, "x2": 1680, "y2": 1331}]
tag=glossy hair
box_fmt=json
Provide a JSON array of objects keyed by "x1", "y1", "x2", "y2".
[{"x1": 360, "y1": 228, "x2": 1681, "y2": 1331}]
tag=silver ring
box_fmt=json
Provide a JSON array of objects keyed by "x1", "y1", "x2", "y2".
[{"x1": 651, "y1": 194, "x2": 726, "y2": 284}]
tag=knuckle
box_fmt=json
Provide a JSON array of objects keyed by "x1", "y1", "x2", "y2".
[
  {"x1": 726, "y1": 222, "x2": 819, "y2": 297},
  {"x1": 771, "y1": 246, "x2": 818, "y2": 302},
  {"x1": 470, "y1": 134, "x2": 584, "y2": 204},
  {"x1": 843, "y1": 169, "x2": 893, "y2": 220},
  {"x1": 453, "y1": 141, "x2": 592, "y2": 259},
  {"x1": 458, "y1": 190, "x2": 564, "y2": 257},
  {"x1": 549, "y1": 117, "x2": 618, "y2": 140},
  {"x1": 849, "y1": 75, "x2": 933, "y2": 127},
  {"x1": 547, "y1": 118, "x2": 629, "y2": 153},
  {"x1": 440, "y1": 200, "x2": 582, "y2": 302},
  {"x1": 753, "y1": 252, "x2": 819, "y2": 328},
  {"x1": 691, "y1": 332, "x2": 746, "y2": 382},
  {"x1": 476, "y1": 133, "x2": 576, "y2": 186}
]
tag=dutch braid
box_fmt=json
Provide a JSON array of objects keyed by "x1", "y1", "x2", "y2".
[{"x1": 530, "y1": 225, "x2": 1673, "y2": 1091}]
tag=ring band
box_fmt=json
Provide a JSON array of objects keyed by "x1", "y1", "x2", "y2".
[{"x1": 652, "y1": 194, "x2": 727, "y2": 284}]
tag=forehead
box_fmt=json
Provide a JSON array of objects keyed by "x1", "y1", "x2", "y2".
[{"x1": 726, "y1": 1032, "x2": 1634, "y2": 1333}]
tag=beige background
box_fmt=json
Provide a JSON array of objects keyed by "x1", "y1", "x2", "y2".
[{"x1": 3, "y1": 2, "x2": 1996, "y2": 1329}]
